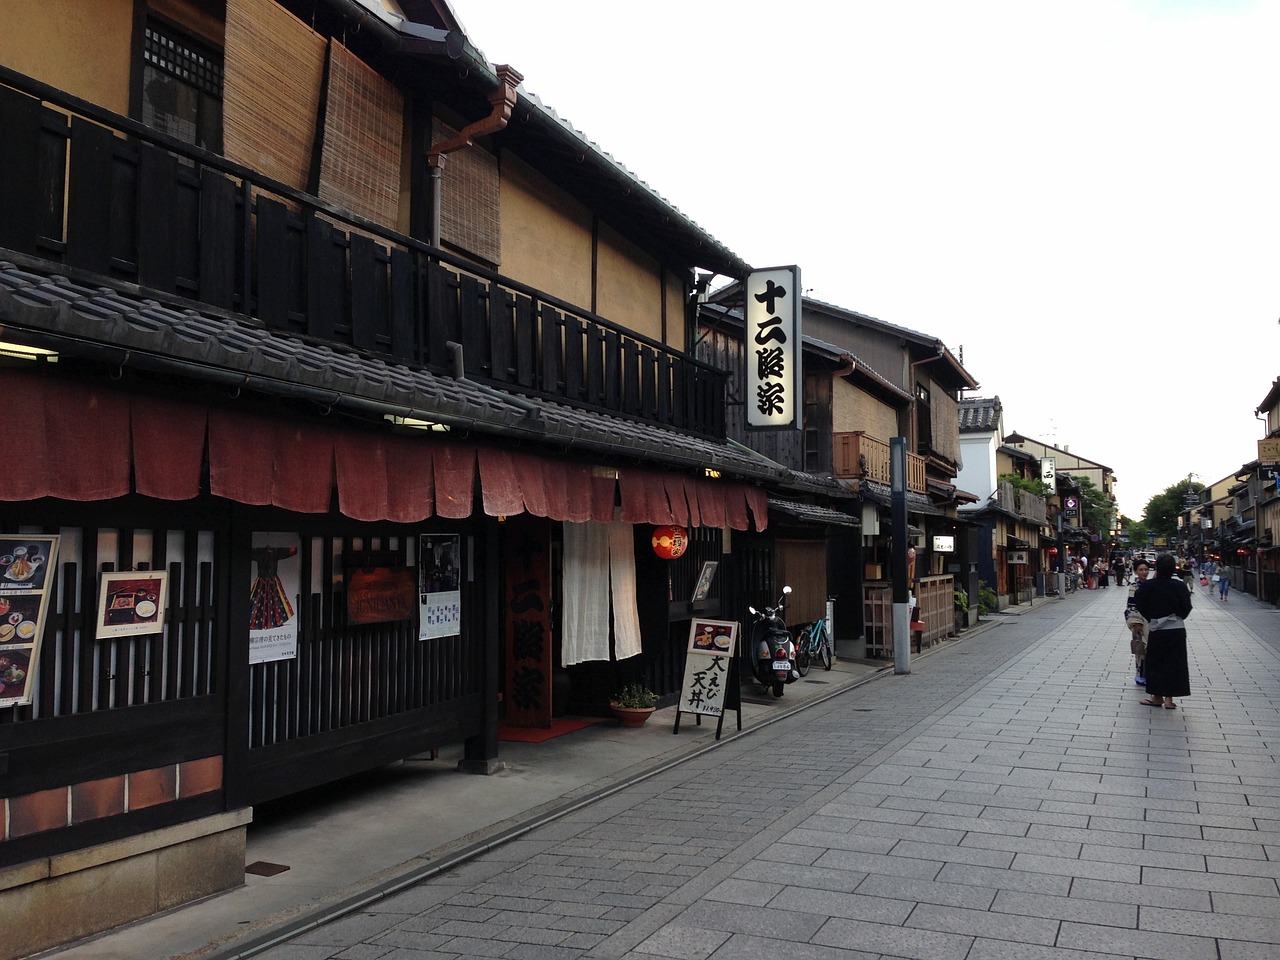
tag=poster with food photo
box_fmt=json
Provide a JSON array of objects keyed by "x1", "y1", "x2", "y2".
[
  {"x1": 0, "y1": 535, "x2": 58, "y2": 708},
  {"x1": 0, "y1": 646, "x2": 34, "y2": 707},
  {"x1": 95, "y1": 571, "x2": 169, "y2": 639},
  {"x1": 0, "y1": 536, "x2": 57, "y2": 593}
]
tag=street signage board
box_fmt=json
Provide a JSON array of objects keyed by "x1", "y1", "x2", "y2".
[
  {"x1": 1259, "y1": 437, "x2": 1280, "y2": 464},
  {"x1": 1008, "y1": 550, "x2": 1028, "y2": 565}
]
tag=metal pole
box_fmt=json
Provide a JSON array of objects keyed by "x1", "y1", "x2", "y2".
[{"x1": 890, "y1": 437, "x2": 910, "y2": 674}]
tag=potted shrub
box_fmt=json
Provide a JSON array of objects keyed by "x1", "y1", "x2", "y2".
[{"x1": 610, "y1": 683, "x2": 658, "y2": 727}]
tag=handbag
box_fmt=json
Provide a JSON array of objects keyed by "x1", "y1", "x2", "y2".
[
  {"x1": 1200, "y1": 577, "x2": 1208, "y2": 586},
  {"x1": 1211, "y1": 574, "x2": 1219, "y2": 583}
]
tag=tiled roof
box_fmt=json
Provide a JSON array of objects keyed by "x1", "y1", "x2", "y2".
[
  {"x1": 0, "y1": 255, "x2": 838, "y2": 495},
  {"x1": 958, "y1": 396, "x2": 1001, "y2": 433}
]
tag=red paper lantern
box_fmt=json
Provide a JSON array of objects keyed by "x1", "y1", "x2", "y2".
[
  {"x1": 651, "y1": 525, "x2": 689, "y2": 559},
  {"x1": 1048, "y1": 547, "x2": 1058, "y2": 555}
]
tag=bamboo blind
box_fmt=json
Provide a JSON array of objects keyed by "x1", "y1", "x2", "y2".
[
  {"x1": 433, "y1": 118, "x2": 501, "y2": 265},
  {"x1": 318, "y1": 42, "x2": 404, "y2": 228},
  {"x1": 223, "y1": 0, "x2": 325, "y2": 192}
]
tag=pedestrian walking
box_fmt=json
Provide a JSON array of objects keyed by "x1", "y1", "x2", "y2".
[
  {"x1": 1098, "y1": 558, "x2": 1109, "y2": 588},
  {"x1": 1136, "y1": 553, "x2": 1193, "y2": 709},
  {"x1": 1218, "y1": 563, "x2": 1231, "y2": 600},
  {"x1": 1125, "y1": 557, "x2": 1151, "y2": 686}
]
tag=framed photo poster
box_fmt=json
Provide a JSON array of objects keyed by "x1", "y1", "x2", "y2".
[
  {"x1": 249, "y1": 533, "x2": 300, "y2": 664},
  {"x1": 418, "y1": 534, "x2": 461, "y2": 639},
  {"x1": 690, "y1": 561, "x2": 719, "y2": 602},
  {"x1": 96, "y1": 571, "x2": 169, "y2": 639}
]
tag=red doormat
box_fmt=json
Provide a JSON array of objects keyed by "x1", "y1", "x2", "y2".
[{"x1": 498, "y1": 717, "x2": 605, "y2": 743}]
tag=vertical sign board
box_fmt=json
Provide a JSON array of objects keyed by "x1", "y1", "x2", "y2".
[
  {"x1": 0, "y1": 535, "x2": 59, "y2": 708},
  {"x1": 674, "y1": 618, "x2": 739, "y2": 740},
  {"x1": 745, "y1": 266, "x2": 802, "y2": 429},
  {"x1": 503, "y1": 516, "x2": 552, "y2": 728},
  {"x1": 1040, "y1": 457, "x2": 1056, "y2": 485}
]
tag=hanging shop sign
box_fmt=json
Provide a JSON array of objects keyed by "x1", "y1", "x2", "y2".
[
  {"x1": 932, "y1": 535, "x2": 955, "y2": 553},
  {"x1": 1258, "y1": 437, "x2": 1280, "y2": 464},
  {"x1": 0, "y1": 535, "x2": 59, "y2": 708},
  {"x1": 1009, "y1": 551, "x2": 1029, "y2": 565},
  {"x1": 96, "y1": 570, "x2": 169, "y2": 640},
  {"x1": 248, "y1": 533, "x2": 300, "y2": 664},
  {"x1": 418, "y1": 535, "x2": 461, "y2": 639},
  {"x1": 651, "y1": 525, "x2": 689, "y2": 560},
  {"x1": 745, "y1": 265, "x2": 802, "y2": 429},
  {"x1": 674, "y1": 617, "x2": 739, "y2": 740},
  {"x1": 1040, "y1": 457, "x2": 1056, "y2": 485}
]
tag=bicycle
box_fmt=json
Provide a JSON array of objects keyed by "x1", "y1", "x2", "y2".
[{"x1": 794, "y1": 617, "x2": 833, "y2": 676}]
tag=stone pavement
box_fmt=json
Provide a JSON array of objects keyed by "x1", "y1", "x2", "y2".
[{"x1": 226, "y1": 584, "x2": 1279, "y2": 960}]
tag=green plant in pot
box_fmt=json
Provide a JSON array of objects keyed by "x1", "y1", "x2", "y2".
[{"x1": 610, "y1": 683, "x2": 657, "y2": 727}]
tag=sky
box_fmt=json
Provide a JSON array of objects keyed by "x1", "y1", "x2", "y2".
[{"x1": 451, "y1": 0, "x2": 1280, "y2": 520}]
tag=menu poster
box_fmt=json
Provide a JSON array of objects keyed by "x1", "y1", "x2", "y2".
[
  {"x1": 0, "y1": 534, "x2": 59, "y2": 708},
  {"x1": 249, "y1": 533, "x2": 300, "y2": 665},
  {"x1": 678, "y1": 618, "x2": 737, "y2": 717},
  {"x1": 418, "y1": 534, "x2": 461, "y2": 640},
  {"x1": 95, "y1": 571, "x2": 169, "y2": 640}
]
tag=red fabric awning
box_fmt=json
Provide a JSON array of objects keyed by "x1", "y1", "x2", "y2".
[{"x1": 1, "y1": 371, "x2": 768, "y2": 530}]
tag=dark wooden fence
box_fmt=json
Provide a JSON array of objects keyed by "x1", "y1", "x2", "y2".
[{"x1": 0, "y1": 65, "x2": 727, "y2": 439}]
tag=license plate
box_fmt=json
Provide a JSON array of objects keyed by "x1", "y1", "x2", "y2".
[{"x1": 772, "y1": 660, "x2": 791, "y2": 671}]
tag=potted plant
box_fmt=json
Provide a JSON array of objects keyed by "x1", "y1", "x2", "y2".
[{"x1": 610, "y1": 682, "x2": 658, "y2": 727}]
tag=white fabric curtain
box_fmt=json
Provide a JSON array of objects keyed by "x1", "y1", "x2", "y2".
[
  {"x1": 562, "y1": 521, "x2": 643, "y2": 665},
  {"x1": 608, "y1": 522, "x2": 643, "y2": 660}
]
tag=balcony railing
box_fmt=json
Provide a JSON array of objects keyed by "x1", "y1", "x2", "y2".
[
  {"x1": 0, "y1": 66, "x2": 727, "y2": 439},
  {"x1": 832, "y1": 431, "x2": 927, "y2": 494}
]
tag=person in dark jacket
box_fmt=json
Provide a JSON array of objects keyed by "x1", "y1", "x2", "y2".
[{"x1": 1135, "y1": 553, "x2": 1193, "y2": 708}]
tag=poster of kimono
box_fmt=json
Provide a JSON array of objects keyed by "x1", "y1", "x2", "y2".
[
  {"x1": 0, "y1": 535, "x2": 59, "y2": 708},
  {"x1": 678, "y1": 618, "x2": 737, "y2": 717},
  {"x1": 249, "y1": 533, "x2": 300, "y2": 664},
  {"x1": 418, "y1": 534, "x2": 460, "y2": 639}
]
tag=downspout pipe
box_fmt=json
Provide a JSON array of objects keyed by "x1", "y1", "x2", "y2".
[{"x1": 428, "y1": 65, "x2": 523, "y2": 248}]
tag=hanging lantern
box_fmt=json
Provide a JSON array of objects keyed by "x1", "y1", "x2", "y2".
[
  {"x1": 651, "y1": 525, "x2": 689, "y2": 560},
  {"x1": 1048, "y1": 547, "x2": 1058, "y2": 555}
]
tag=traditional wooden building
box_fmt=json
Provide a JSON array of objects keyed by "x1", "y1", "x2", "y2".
[{"x1": 0, "y1": 1, "x2": 809, "y2": 952}]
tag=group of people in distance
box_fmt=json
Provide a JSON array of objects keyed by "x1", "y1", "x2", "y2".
[{"x1": 1124, "y1": 553, "x2": 1194, "y2": 709}]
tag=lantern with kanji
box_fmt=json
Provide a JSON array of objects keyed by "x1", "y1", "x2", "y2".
[{"x1": 651, "y1": 525, "x2": 689, "y2": 560}]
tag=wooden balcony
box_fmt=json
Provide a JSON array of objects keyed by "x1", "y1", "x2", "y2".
[
  {"x1": 833, "y1": 431, "x2": 927, "y2": 494},
  {"x1": 996, "y1": 481, "x2": 1048, "y2": 524},
  {"x1": 0, "y1": 66, "x2": 727, "y2": 439}
]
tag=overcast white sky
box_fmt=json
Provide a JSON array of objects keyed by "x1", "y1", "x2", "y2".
[{"x1": 454, "y1": 0, "x2": 1280, "y2": 519}]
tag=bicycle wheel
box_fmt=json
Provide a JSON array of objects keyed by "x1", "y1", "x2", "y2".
[
  {"x1": 819, "y1": 624, "x2": 833, "y2": 670},
  {"x1": 795, "y1": 635, "x2": 811, "y2": 676}
]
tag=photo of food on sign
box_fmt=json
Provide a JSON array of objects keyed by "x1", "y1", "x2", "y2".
[
  {"x1": 0, "y1": 538, "x2": 53, "y2": 591},
  {"x1": 96, "y1": 572, "x2": 168, "y2": 639},
  {"x1": 0, "y1": 647, "x2": 32, "y2": 701},
  {"x1": 690, "y1": 620, "x2": 734, "y2": 654},
  {"x1": 0, "y1": 593, "x2": 42, "y2": 645}
]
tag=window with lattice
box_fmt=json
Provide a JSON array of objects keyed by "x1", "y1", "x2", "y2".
[{"x1": 140, "y1": 18, "x2": 223, "y2": 152}]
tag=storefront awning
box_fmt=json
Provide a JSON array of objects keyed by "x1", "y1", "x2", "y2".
[{"x1": 4, "y1": 370, "x2": 768, "y2": 530}]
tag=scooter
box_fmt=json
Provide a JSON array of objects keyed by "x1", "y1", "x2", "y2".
[{"x1": 747, "y1": 585, "x2": 798, "y2": 697}]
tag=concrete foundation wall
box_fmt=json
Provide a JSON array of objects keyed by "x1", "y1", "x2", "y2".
[{"x1": 0, "y1": 810, "x2": 250, "y2": 960}]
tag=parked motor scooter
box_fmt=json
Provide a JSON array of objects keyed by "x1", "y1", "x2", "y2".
[{"x1": 747, "y1": 586, "x2": 798, "y2": 697}]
